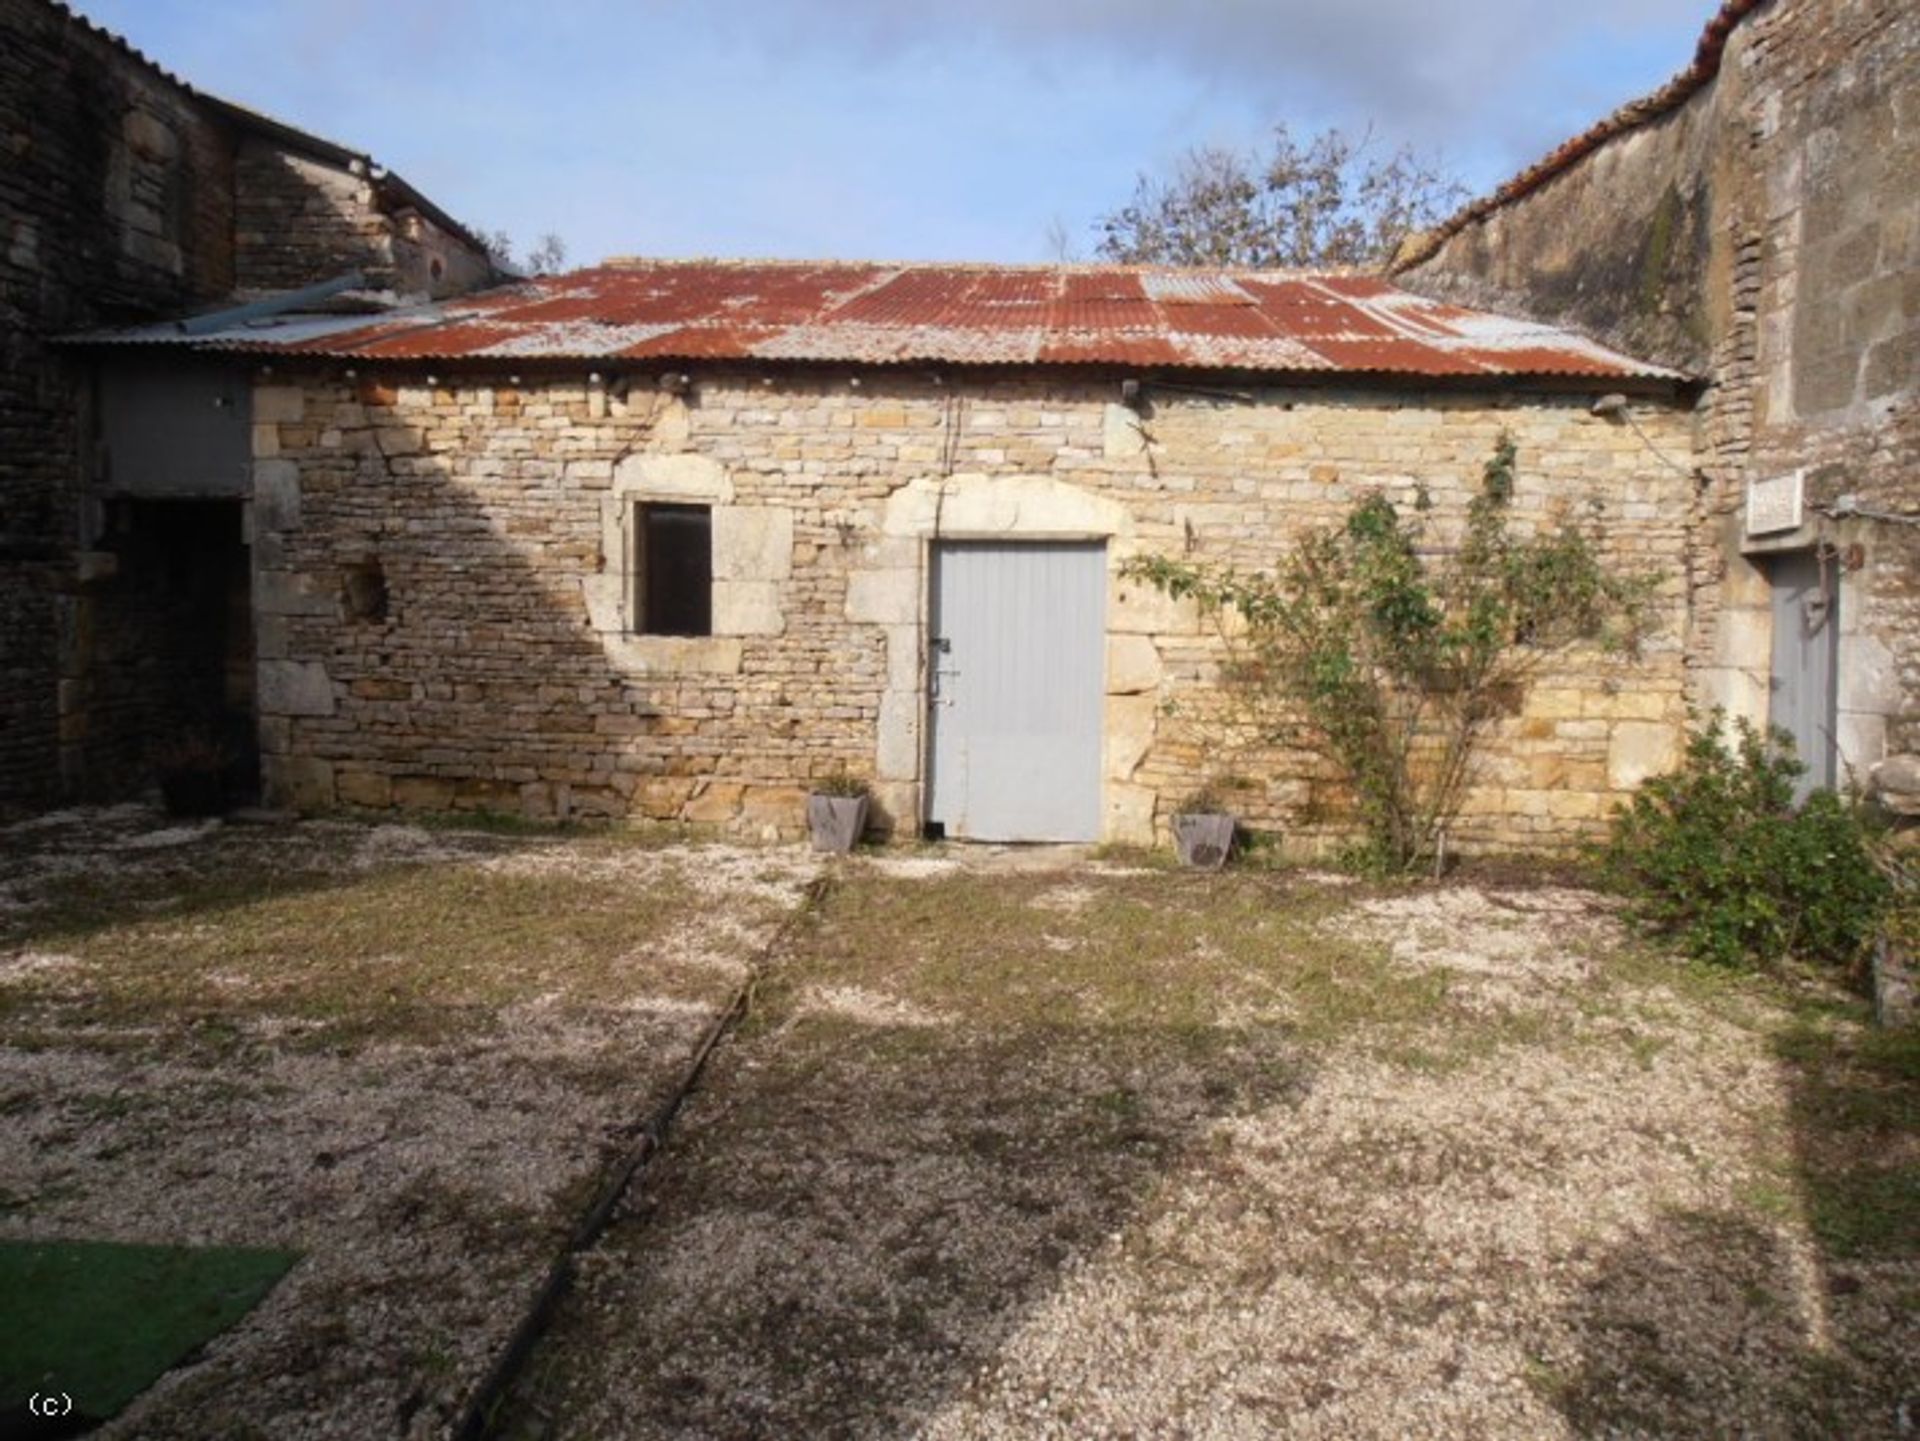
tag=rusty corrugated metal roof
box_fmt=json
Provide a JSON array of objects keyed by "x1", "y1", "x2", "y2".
[{"x1": 64, "y1": 260, "x2": 1685, "y2": 381}]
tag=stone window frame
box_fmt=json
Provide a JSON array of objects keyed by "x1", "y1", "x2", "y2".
[{"x1": 582, "y1": 452, "x2": 792, "y2": 675}]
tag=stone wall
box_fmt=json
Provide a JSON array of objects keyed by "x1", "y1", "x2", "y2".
[
  {"x1": 0, "y1": 0, "x2": 238, "y2": 809},
  {"x1": 249, "y1": 368, "x2": 1695, "y2": 852},
  {"x1": 1399, "y1": 0, "x2": 1919, "y2": 775},
  {"x1": 0, "y1": 0, "x2": 497, "y2": 811},
  {"x1": 233, "y1": 139, "x2": 491, "y2": 301}
]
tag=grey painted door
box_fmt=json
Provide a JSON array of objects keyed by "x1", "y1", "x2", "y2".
[
  {"x1": 927, "y1": 541, "x2": 1106, "y2": 842},
  {"x1": 1768, "y1": 549, "x2": 1838, "y2": 798}
]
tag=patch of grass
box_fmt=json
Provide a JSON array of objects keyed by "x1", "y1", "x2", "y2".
[
  {"x1": 0, "y1": 1239, "x2": 297, "y2": 1423},
  {"x1": 1776, "y1": 1017, "x2": 1919, "y2": 1260},
  {"x1": 768, "y1": 868, "x2": 1445, "y2": 1046},
  {"x1": 4, "y1": 860, "x2": 708, "y2": 1047}
]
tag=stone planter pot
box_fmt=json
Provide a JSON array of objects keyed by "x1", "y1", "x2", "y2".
[
  {"x1": 807, "y1": 793, "x2": 870, "y2": 854},
  {"x1": 1172, "y1": 812, "x2": 1235, "y2": 870}
]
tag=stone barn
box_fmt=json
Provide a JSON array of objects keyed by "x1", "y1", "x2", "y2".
[{"x1": 69, "y1": 260, "x2": 1699, "y2": 850}]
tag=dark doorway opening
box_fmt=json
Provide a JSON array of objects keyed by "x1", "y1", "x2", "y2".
[{"x1": 89, "y1": 499, "x2": 257, "y2": 808}]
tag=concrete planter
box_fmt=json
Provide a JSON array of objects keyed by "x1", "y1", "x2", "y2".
[
  {"x1": 807, "y1": 793, "x2": 870, "y2": 854},
  {"x1": 1172, "y1": 812, "x2": 1235, "y2": 870}
]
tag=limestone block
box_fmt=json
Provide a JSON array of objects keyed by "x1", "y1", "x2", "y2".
[
  {"x1": 1528, "y1": 689, "x2": 1587, "y2": 720},
  {"x1": 1871, "y1": 754, "x2": 1920, "y2": 816},
  {"x1": 1109, "y1": 579, "x2": 1200, "y2": 637},
  {"x1": 859, "y1": 536, "x2": 921, "y2": 570},
  {"x1": 336, "y1": 769, "x2": 392, "y2": 809},
  {"x1": 739, "y1": 786, "x2": 808, "y2": 829},
  {"x1": 1693, "y1": 665, "x2": 1770, "y2": 729},
  {"x1": 254, "y1": 385, "x2": 305, "y2": 425},
  {"x1": 1608, "y1": 721, "x2": 1682, "y2": 790},
  {"x1": 581, "y1": 572, "x2": 623, "y2": 634},
  {"x1": 846, "y1": 568, "x2": 921, "y2": 625},
  {"x1": 264, "y1": 755, "x2": 334, "y2": 812},
  {"x1": 870, "y1": 781, "x2": 918, "y2": 836},
  {"x1": 1546, "y1": 791, "x2": 1603, "y2": 821},
  {"x1": 1712, "y1": 607, "x2": 1771, "y2": 670},
  {"x1": 638, "y1": 777, "x2": 697, "y2": 819},
  {"x1": 258, "y1": 660, "x2": 336, "y2": 718},
  {"x1": 252, "y1": 459, "x2": 300, "y2": 530},
  {"x1": 713, "y1": 506, "x2": 794, "y2": 581},
  {"x1": 603, "y1": 635, "x2": 743, "y2": 675},
  {"x1": 454, "y1": 778, "x2": 519, "y2": 812},
  {"x1": 713, "y1": 580, "x2": 785, "y2": 636},
  {"x1": 684, "y1": 782, "x2": 745, "y2": 824},
  {"x1": 614, "y1": 450, "x2": 732, "y2": 502},
  {"x1": 255, "y1": 569, "x2": 337, "y2": 618},
  {"x1": 886, "y1": 626, "x2": 921, "y2": 693},
  {"x1": 1103, "y1": 783, "x2": 1158, "y2": 847},
  {"x1": 1105, "y1": 694, "x2": 1158, "y2": 780},
  {"x1": 1836, "y1": 712, "x2": 1888, "y2": 777},
  {"x1": 1720, "y1": 553, "x2": 1772, "y2": 609},
  {"x1": 122, "y1": 108, "x2": 177, "y2": 161},
  {"x1": 1103, "y1": 403, "x2": 1149, "y2": 459},
  {"x1": 881, "y1": 472, "x2": 1131, "y2": 541},
  {"x1": 1604, "y1": 689, "x2": 1672, "y2": 721},
  {"x1": 1836, "y1": 631, "x2": 1897, "y2": 714},
  {"x1": 568, "y1": 787, "x2": 628, "y2": 819},
  {"x1": 877, "y1": 691, "x2": 922, "y2": 782},
  {"x1": 1106, "y1": 634, "x2": 1163, "y2": 694},
  {"x1": 650, "y1": 395, "x2": 692, "y2": 450}
]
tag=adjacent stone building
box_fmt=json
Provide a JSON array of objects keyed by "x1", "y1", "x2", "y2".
[
  {"x1": 1396, "y1": 0, "x2": 1918, "y2": 798},
  {"x1": 0, "y1": 0, "x2": 493, "y2": 810},
  {"x1": 71, "y1": 261, "x2": 1697, "y2": 850}
]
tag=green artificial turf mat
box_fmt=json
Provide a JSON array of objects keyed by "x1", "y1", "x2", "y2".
[{"x1": 0, "y1": 1238, "x2": 298, "y2": 1426}]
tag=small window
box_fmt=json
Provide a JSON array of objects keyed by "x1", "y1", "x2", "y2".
[{"x1": 636, "y1": 503, "x2": 712, "y2": 636}]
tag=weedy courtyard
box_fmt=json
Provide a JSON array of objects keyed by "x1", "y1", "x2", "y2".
[{"x1": 0, "y1": 812, "x2": 1913, "y2": 1439}]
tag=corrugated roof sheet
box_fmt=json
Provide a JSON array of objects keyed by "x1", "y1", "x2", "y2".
[{"x1": 65, "y1": 260, "x2": 1685, "y2": 382}]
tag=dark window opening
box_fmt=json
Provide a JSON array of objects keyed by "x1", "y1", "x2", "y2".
[{"x1": 638, "y1": 503, "x2": 712, "y2": 636}]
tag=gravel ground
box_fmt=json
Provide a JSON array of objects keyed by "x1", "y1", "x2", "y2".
[
  {"x1": 0, "y1": 808, "x2": 818, "y2": 1440},
  {"x1": 497, "y1": 859, "x2": 1917, "y2": 1440}
]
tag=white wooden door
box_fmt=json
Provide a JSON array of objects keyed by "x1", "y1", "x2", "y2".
[
  {"x1": 1768, "y1": 549, "x2": 1838, "y2": 799},
  {"x1": 926, "y1": 542, "x2": 1106, "y2": 842}
]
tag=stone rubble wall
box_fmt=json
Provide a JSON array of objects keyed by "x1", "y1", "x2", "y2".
[
  {"x1": 232, "y1": 139, "x2": 492, "y2": 301},
  {"x1": 251, "y1": 369, "x2": 1694, "y2": 852},
  {"x1": 1399, "y1": 0, "x2": 1919, "y2": 776},
  {"x1": 0, "y1": 0, "x2": 238, "y2": 809},
  {"x1": 0, "y1": 0, "x2": 498, "y2": 811}
]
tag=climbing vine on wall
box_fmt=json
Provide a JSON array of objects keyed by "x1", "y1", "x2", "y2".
[{"x1": 1124, "y1": 433, "x2": 1654, "y2": 871}]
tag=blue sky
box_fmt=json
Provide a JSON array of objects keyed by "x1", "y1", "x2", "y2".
[{"x1": 81, "y1": 0, "x2": 1717, "y2": 267}]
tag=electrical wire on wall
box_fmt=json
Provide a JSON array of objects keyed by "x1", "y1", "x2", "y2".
[{"x1": 1589, "y1": 392, "x2": 1699, "y2": 482}]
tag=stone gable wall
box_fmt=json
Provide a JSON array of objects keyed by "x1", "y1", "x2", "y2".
[
  {"x1": 249, "y1": 369, "x2": 1694, "y2": 852},
  {"x1": 232, "y1": 139, "x2": 492, "y2": 301},
  {"x1": 0, "y1": 0, "x2": 238, "y2": 808},
  {"x1": 1400, "y1": 0, "x2": 1919, "y2": 775}
]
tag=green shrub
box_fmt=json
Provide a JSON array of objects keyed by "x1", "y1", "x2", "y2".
[
  {"x1": 1598, "y1": 712, "x2": 1889, "y2": 970},
  {"x1": 1123, "y1": 433, "x2": 1650, "y2": 872}
]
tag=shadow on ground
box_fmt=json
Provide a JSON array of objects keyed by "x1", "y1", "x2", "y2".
[
  {"x1": 1546, "y1": 994, "x2": 1918, "y2": 1437},
  {"x1": 494, "y1": 865, "x2": 1318, "y2": 1438}
]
